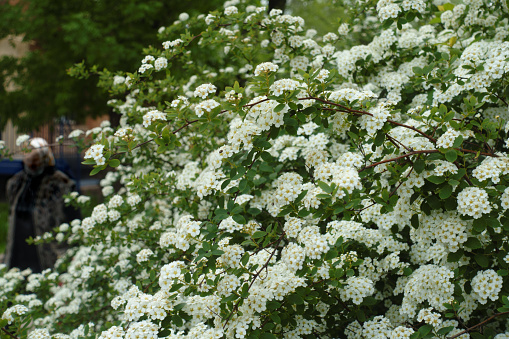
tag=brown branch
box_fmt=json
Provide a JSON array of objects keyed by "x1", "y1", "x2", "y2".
[
  {"x1": 223, "y1": 234, "x2": 284, "y2": 328},
  {"x1": 1, "y1": 327, "x2": 18, "y2": 339},
  {"x1": 299, "y1": 96, "x2": 437, "y2": 142},
  {"x1": 447, "y1": 311, "x2": 509, "y2": 339}
]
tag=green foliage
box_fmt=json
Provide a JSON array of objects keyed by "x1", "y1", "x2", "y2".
[{"x1": 0, "y1": 0, "x2": 223, "y2": 131}]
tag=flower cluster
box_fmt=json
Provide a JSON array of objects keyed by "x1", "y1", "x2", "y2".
[{"x1": 84, "y1": 144, "x2": 106, "y2": 165}]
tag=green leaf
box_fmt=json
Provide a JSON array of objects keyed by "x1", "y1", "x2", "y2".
[
  {"x1": 317, "y1": 181, "x2": 333, "y2": 194},
  {"x1": 109, "y1": 159, "x2": 121, "y2": 167},
  {"x1": 270, "y1": 313, "x2": 281, "y2": 324},
  {"x1": 232, "y1": 214, "x2": 246, "y2": 224},
  {"x1": 287, "y1": 293, "x2": 304, "y2": 305},
  {"x1": 252, "y1": 231, "x2": 267, "y2": 239},
  {"x1": 374, "y1": 131, "x2": 385, "y2": 146},
  {"x1": 464, "y1": 237, "x2": 482, "y2": 249},
  {"x1": 267, "y1": 301, "x2": 281, "y2": 310},
  {"x1": 419, "y1": 324, "x2": 433, "y2": 337},
  {"x1": 414, "y1": 159, "x2": 425, "y2": 173},
  {"x1": 439, "y1": 184, "x2": 453, "y2": 199},
  {"x1": 426, "y1": 176, "x2": 445, "y2": 184},
  {"x1": 474, "y1": 254, "x2": 489, "y2": 268},
  {"x1": 445, "y1": 149, "x2": 457, "y2": 162},
  {"x1": 260, "y1": 333, "x2": 277, "y2": 339},
  {"x1": 472, "y1": 218, "x2": 487, "y2": 233},
  {"x1": 437, "y1": 326, "x2": 454, "y2": 335}
]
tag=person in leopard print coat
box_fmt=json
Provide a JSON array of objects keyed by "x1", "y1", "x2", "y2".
[{"x1": 4, "y1": 138, "x2": 80, "y2": 272}]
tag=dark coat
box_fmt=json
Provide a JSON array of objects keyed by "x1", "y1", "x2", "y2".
[{"x1": 4, "y1": 167, "x2": 79, "y2": 271}]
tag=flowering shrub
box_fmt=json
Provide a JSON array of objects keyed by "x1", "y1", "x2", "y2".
[{"x1": 3, "y1": 0, "x2": 509, "y2": 338}]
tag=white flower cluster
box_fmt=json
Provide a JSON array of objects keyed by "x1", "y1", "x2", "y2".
[
  {"x1": 195, "y1": 99, "x2": 220, "y2": 117},
  {"x1": 16, "y1": 134, "x2": 30, "y2": 146},
  {"x1": 417, "y1": 308, "x2": 442, "y2": 327},
  {"x1": 84, "y1": 144, "x2": 106, "y2": 165},
  {"x1": 399, "y1": 265, "x2": 454, "y2": 317},
  {"x1": 194, "y1": 83, "x2": 217, "y2": 99},
  {"x1": 328, "y1": 88, "x2": 377, "y2": 103},
  {"x1": 471, "y1": 269, "x2": 503, "y2": 304},
  {"x1": 154, "y1": 57, "x2": 168, "y2": 71},
  {"x1": 162, "y1": 39, "x2": 183, "y2": 50},
  {"x1": 142, "y1": 110, "x2": 167, "y2": 128},
  {"x1": 436, "y1": 128, "x2": 461, "y2": 148},
  {"x1": 472, "y1": 156, "x2": 509, "y2": 184},
  {"x1": 2, "y1": 304, "x2": 28, "y2": 324},
  {"x1": 254, "y1": 61, "x2": 279, "y2": 76},
  {"x1": 27, "y1": 328, "x2": 51, "y2": 339},
  {"x1": 269, "y1": 78, "x2": 301, "y2": 96},
  {"x1": 136, "y1": 249, "x2": 154, "y2": 263},
  {"x1": 457, "y1": 187, "x2": 491, "y2": 219},
  {"x1": 339, "y1": 276, "x2": 375, "y2": 305}
]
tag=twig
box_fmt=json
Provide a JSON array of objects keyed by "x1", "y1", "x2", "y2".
[
  {"x1": 1, "y1": 327, "x2": 18, "y2": 339},
  {"x1": 447, "y1": 311, "x2": 509, "y2": 339}
]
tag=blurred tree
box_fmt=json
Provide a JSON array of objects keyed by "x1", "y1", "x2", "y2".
[
  {"x1": 0, "y1": 0, "x2": 223, "y2": 131},
  {"x1": 286, "y1": 0, "x2": 346, "y2": 36}
]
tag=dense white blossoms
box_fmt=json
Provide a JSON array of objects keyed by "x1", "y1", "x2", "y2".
[
  {"x1": 84, "y1": 144, "x2": 106, "y2": 165},
  {"x1": 142, "y1": 110, "x2": 167, "y2": 128},
  {"x1": 269, "y1": 78, "x2": 300, "y2": 96},
  {"x1": 162, "y1": 39, "x2": 183, "y2": 50},
  {"x1": 4, "y1": 1, "x2": 509, "y2": 338},
  {"x1": 436, "y1": 128, "x2": 461, "y2": 148},
  {"x1": 254, "y1": 62, "x2": 278, "y2": 76},
  {"x1": 154, "y1": 57, "x2": 168, "y2": 71},
  {"x1": 471, "y1": 270, "x2": 503, "y2": 304},
  {"x1": 16, "y1": 134, "x2": 30, "y2": 146},
  {"x1": 457, "y1": 187, "x2": 491, "y2": 219},
  {"x1": 194, "y1": 83, "x2": 217, "y2": 99},
  {"x1": 2, "y1": 304, "x2": 28, "y2": 324},
  {"x1": 195, "y1": 99, "x2": 220, "y2": 117}
]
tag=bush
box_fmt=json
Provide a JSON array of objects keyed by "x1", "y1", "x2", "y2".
[{"x1": 2, "y1": 0, "x2": 509, "y2": 338}]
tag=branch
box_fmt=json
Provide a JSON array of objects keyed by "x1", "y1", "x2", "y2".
[
  {"x1": 360, "y1": 148, "x2": 498, "y2": 172},
  {"x1": 223, "y1": 234, "x2": 284, "y2": 328},
  {"x1": 1, "y1": 327, "x2": 18, "y2": 339},
  {"x1": 299, "y1": 96, "x2": 437, "y2": 142},
  {"x1": 447, "y1": 311, "x2": 509, "y2": 339}
]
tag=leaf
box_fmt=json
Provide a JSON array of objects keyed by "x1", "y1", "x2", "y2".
[
  {"x1": 464, "y1": 237, "x2": 482, "y2": 249},
  {"x1": 270, "y1": 313, "x2": 281, "y2": 324},
  {"x1": 426, "y1": 176, "x2": 445, "y2": 184},
  {"x1": 472, "y1": 218, "x2": 486, "y2": 233},
  {"x1": 232, "y1": 214, "x2": 246, "y2": 224},
  {"x1": 445, "y1": 149, "x2": 457, "y2": 162},
  {"x1": 437, "y1": 326, "x2": 454, "y2": 335},
  {"x1": 287, "y1": 293, "x2": 304, "y2": 305},
  {"x1": 414, "y1": 159, "x2": 425, "y2": 173},
  {"x1": 374, "y1": 131, "x2": 385, "y2": 146},
  {"x1": 317, "y1": 181, "x2": 333, "y2": 194},
  {"x1": 439, "y1": 184, "x2": 453, "y2": 199},
  {"x1": 109, "y1": 159, "x2": 121, "y2": 167},
  {"x1": 252, "y1": 231, "x2": 267, "y2": 239},
  {"x1": 474, "y1": 254, "x2": 489, "y2": 268}
]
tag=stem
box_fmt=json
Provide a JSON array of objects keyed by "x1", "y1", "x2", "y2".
[
  {"x1": 1, "y1": 327, "x2": 18, "y2": 339},
  {"x1": 223, "y1": 234, "x2": 284, "y2": 328},
  {"x1": 447, "y1": 311, "x2": 509, "y2": 339}
]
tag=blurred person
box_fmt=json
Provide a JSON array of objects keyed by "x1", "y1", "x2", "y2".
[{"x1": 4, "y1": 138, "x2": 80, "y2": 272}]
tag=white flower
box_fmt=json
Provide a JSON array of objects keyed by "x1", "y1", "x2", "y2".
[
  {"x1": 195, "y1": 99, "x2": 220, "y2": 117},
  {"x1": 68, "y1": 129, "x2": 84, "y2": 138},
  {"x1": 194, "y1": 83, "x2": 217, "y2": 99},
  {"x1": 16, "y1": 134, "x2": 30, "y2": 146}
]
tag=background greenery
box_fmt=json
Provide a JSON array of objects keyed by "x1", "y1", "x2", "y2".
[{"x1": 0, "y1": 0, "x2": 225, "y2": 131}]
